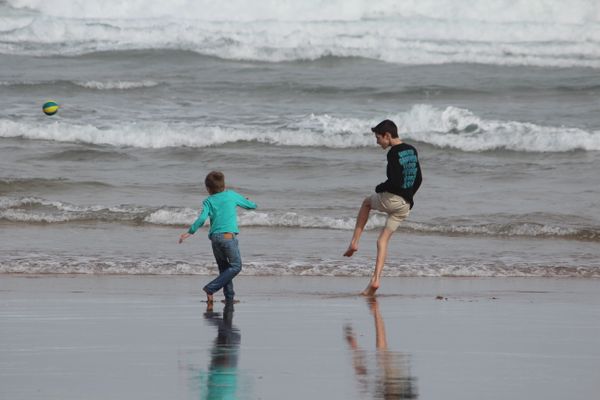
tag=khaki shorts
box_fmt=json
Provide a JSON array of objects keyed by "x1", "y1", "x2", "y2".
[{"x1": 369, "y1": 192, "x2": 410, "y2": 231}]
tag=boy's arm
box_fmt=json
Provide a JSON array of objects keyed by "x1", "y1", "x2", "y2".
[
  {"x1": 234, "y1": 192, "x2": 257, "y2": 210},
  {"x1": 188, "y1": 201, "x2": 210, "y2": 233},
  {"x1": 178, "y1": 232, "x2": 192, "y2": 244},
  {"x1": 179, "y1": 199, "x2": 210, "y2": 243}
]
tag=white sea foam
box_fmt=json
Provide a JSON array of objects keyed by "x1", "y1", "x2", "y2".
[
  {"x1": 0, "y1": 80, "x2": 46, "y2": 86},
  {"x1": 2, "y1": 0, "x2": 599, "y2": 67},
  {"x1": 1, "y1": 79, "x2": 159, "y2": 91},
  {"x1": 397, "y1": 105, "x2": 600, "y2": 152},
  {"x1": 0, "y1": 197, "x2": 149, "y2": 223},
  {"x1": 0, "y1": 118, "x2": 374, "y2": 148},
  {"x1": 144, "y1": 208, "x2": 201, "y2": 226},
  {"x1": 7, "y1": 0, "x2": 599, "y2": 23},
  {"x1": 2, "y1": 254, "x2": 599, "y2": 277},
  {"x1": 2, "y1": 105, "x2": 599, "y2": 152},
  {"x1": 237, "y1": 211, "x2": 384, "y2": 231},
  {"x1": 75, "y1": 80, "x2": 159, "y2": 90}
]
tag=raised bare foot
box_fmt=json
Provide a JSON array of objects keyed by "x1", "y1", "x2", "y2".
[{"x1": 343, "y1": 243, "x2": 359, "y2": 257}]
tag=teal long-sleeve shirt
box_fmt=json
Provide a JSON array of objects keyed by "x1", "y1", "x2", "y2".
[{"x1": 187, "y1": 190, "x2": 257, "y2": 235}]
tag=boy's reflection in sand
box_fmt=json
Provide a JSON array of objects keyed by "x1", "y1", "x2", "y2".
[
  {"x1": 202, "y1": 301, "x2": 241, "y2": 399},
  {"x1": 344, "y1": 297, "x2": 418, "y2": 399}
]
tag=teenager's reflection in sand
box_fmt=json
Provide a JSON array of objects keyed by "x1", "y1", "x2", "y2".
[
  {"x1": 201, "y1": 301, "x2": 241, "y2": 399},
  {"x1": 344, "y1": 297, "x2": 417, "y2": 399}
]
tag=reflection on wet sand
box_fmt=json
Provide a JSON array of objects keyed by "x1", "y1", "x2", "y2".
[
  {"x1": 201, "y1": 301, "x2": 241, "y2": 399},
  {"x1": 344, "y1": 297, "x2": 418, "y2": 399}
]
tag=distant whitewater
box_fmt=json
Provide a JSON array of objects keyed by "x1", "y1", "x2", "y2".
[{"x1": 2, "y1": 0, "x2": 599, "y2": 67}]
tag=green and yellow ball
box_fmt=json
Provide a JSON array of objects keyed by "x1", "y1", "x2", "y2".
[{"x1": 42, "y1": 101, "x2": 59, "y2": 116}]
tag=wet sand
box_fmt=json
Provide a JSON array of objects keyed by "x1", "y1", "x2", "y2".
[{"x1": 1, "y1": 275, "x2": 599, "y2": 400}]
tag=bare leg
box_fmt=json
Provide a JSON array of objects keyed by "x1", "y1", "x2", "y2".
[
  {"x1": 361, "y1": 228, "x2": 394, "y2": 296},
  {"x1": 344, "y1": 197, "x2": 372, "y2": 257}
]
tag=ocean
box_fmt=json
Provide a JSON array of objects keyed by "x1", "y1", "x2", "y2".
[{"x1": 1, "y1": 0, "x2": 599, "y2": 277}]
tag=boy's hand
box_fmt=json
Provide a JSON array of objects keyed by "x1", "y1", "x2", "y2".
[{"x1": 179, "y1": 232, "x2": 192, "y2": 244}]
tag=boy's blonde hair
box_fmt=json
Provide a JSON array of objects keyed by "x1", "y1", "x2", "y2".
[{"x1": 205, "y1": 171, "x2": 225, "y2": 194}]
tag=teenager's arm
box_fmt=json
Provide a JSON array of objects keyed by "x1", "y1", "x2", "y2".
[
  {"x1": 375, "y1": 151, "x2": 402, "y2": 193},
  {"x1": 413, "y1": 162, "x2": 423, "y2": 194}
]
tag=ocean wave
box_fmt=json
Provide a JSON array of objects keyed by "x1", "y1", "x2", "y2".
[
  {"x1": 2, "y1": 197, "x2": 599, "y2": 242},
  {"x1": 0, "y1": 117, "x2": 375, "y2": 149},
  {"x1": 1, "y1": 254, "x2": 598, "y2": 278},
  {"x1": 0, "y1": 79, "x2": 160, "y2": 90},
  {"x1": 2, "y1": 105, "x2": 599, "y2": 152},
  {"x1": 74, "y1": 80, "x2": 160, "y2": 90},
  {"x1": 2, "y1": 1, "x2": 599, "y2": 67},
  {"x1": 0, "y1": 197, "x2": 153, "y2": 224},
  {"x1": 242, "y1": 212, "x2": 600, "y2": 242},
  {"x1": 34, "y1": 148, "x2": 133, "y2": 162},
  {"x1": 404, "y1": 221, "x2": 600, "y2": 243},
  {"x1": 0, "y1": 178, "x2": 112, "y2": 194},
  {"x1": 397, "y1": 105, "x2": 600, "y2": 152},
  {"x1": 6, "y1": 0, "x2": 599, "y2": 24}
]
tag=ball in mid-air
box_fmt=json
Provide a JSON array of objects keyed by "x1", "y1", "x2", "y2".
[{"x1": 42, "y1": 101, "x2": 59, "y2": 116}]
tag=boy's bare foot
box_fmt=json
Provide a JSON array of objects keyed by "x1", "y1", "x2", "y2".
[
  {"x1": 360, "y1": 279, "x2": 379, "y2": 296},
  {"x1": 343, "y1": 243, "x2": 359, "y2": 257},
  {"x1": 203, "y1": 288, "x2": 213, "y2": 303},
  {"x1": 360, "y1": 287, "x2": 376, "y2": 296}
]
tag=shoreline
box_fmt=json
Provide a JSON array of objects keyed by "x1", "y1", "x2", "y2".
[
  {"x1": 3, "y1": 271, "x2": 599, "y2": 280},
  {"x1": 2, "y1": 275, "x2": 599, "y2": 399}
]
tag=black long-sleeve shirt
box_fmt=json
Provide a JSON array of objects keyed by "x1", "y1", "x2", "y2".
[{"x1": 375, "y1": 143, "x2": 422, "y2": 209}]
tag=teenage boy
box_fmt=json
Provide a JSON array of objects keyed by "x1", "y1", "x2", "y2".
[{"x1": 344, "y1": 120, "x2": 422, "y2": 296}]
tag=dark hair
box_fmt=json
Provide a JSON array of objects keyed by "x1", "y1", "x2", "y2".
[
  {"x1": 205, "y1": 171, "x2": 225, "y2": 194},
  {"x1": 371, "y1": 119, "x2": 398, "y2": 138}
]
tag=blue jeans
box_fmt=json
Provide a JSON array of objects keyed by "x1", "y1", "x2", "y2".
[{"x1": 204, "y1": 233, "x2": 242, "y2": 300}]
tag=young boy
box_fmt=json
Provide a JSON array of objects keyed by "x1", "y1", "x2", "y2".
[
  {"x1": 344, "y1": 119, "x2": 422, "y2": 296},
  {"x1": 179, "y1": 171, "x2": 257, "y2": 303}
]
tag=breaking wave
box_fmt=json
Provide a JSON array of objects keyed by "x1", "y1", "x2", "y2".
[
  {"x1": 74, "y1": 80, "x2": 160, "y2": 90},
  {"x1": 2, "y1": 105, "x2": 599, "y2": 152},
  {"x1": 0, "y1": 79, "x2": 160, "y2": 90},
  {"x1": 1, "y1": 197, "x2": 599, "y2": 242}
]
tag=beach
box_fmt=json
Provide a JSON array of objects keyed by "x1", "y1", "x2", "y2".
[
  {"x1": 2, "y1": 275, "x2": 599, "y2": 400},
  {"x1": 2, "y1": 1, "x2": 600, "y2": 399}
]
